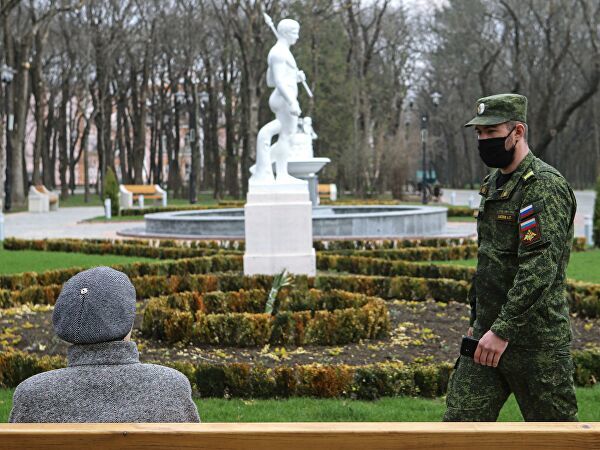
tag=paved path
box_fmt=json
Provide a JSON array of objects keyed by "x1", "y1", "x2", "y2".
[
  {"x1": 3, "y1": 207, "x2": 125, "y2": 240},
  {"x1": 1, "y1": 190, "x2": 594, "y2": 240}
]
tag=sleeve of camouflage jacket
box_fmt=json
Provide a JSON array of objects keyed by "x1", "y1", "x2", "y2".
[
  {"x1": 468, "y1": 275, "x2": 476, "y2": 327},
  {"x1": 489, "y1": 174, "x2": 575, "y2": 343}
]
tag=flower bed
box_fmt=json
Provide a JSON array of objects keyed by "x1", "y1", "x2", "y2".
[{"x1": 141, "y1": 289, "x2": 390, "y2": 346}]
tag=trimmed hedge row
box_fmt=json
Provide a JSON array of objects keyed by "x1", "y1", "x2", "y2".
[
  {"x1": 4, "y1": 238, "x2": 481, "y2": 262},
  {"x1": 2, "y1": 348, "x2": 599, "y2": 398},
  {"x1": 2, "y1": 238, "x2": 241, "y2": 260},
  {"x1": 4, "y1": 270, "x2": 598, "y2": 318},
  {"x1": 141, "y1": 289, "x2": 390, "y2": 346},
  {"x1": 0, "y1": 273, "x2": 439, "y2": 309},
  {"x1": 317, "y1": 254, "x2": 476, "y2": 282},
  {"x1": 321, "y1": 245, "x2": 478, "y2": 262},
  {"x1": 0, "y1": 255, "x2": 243, "y2": 291}
]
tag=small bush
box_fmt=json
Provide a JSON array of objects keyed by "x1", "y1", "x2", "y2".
[{"x1": 103, "y1": 167, "x2": 120, "y2": 217}]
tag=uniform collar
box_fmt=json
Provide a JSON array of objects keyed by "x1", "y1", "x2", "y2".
[
  {"x1": 485, "y1": 151, "x2": 535, "y2": 201},
  {"x1": 67, "y1": 340, "x2": 140, "y2": 367}
]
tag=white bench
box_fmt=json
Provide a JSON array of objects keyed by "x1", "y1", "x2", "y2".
[
  {"x1": 318, "y1": 183, "x2": 337, "y2": 202},
  {"x1": 119, "y1": 184, "x2": 167, "y2": 210},
  {"x1": 28, "y1": 185, "x2": 59, "y2": 213}
]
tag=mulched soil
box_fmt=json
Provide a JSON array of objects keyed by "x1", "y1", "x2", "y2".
[{"x1": 2, "y1": 299, "x2": 600, "y2": 367}]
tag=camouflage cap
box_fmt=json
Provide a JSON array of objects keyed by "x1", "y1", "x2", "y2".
[{"x1": 464, "y1": 93, "x2": 527, "y2": 127}]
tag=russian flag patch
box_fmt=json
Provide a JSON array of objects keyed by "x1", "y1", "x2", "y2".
[
  {"x1": 520, "y1": 217, "x2": 537, "y2": 231},
  {"x1": 519, "y1": 204, "x2": 534, "y2": 220}
]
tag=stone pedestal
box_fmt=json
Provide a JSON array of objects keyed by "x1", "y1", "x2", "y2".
[{"x1": 244, "y1": 183, "x2": 316, "y2": 276}]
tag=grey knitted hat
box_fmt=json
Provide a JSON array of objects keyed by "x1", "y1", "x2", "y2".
[{"x1": 52, "y1": 267, "x2": 137, "y2": 344}]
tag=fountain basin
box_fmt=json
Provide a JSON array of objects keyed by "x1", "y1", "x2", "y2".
[{"x1": 119, "y1": 205, "x2": 448, "y2": 239}]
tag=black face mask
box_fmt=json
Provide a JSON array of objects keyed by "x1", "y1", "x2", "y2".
[{"x1": 478, "y1": 127, "x2": 517, "y2": 169}]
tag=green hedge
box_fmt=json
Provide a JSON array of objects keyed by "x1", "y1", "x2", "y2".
[
  {"x1": 3, "y1": 348, "x2": 599, "y2": 398},
  {"x1": 141, "y1": 289, "x2": 390, "y2": 346},
  {"x1": 321, "y1": 245, "x2": 478, "y2": 262},
  {"x1": 0, "y1": 254, "x2": 243, "y2": 290},
  {"x1": 4, "y1": 271, "x2": 599, "y2": 318},
  {"x1": 317, "y1": 254, "x2": 476, "y2": 281},
  {"x1": 2, "y1": 238, "x2": 241, "y2": 260}
]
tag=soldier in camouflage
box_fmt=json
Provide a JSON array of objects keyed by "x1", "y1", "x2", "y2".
[{"x1": 443, "y1": 93, "x2": 579, "y2": 421}]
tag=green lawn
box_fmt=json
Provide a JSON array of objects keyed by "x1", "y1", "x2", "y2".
[
  {"x1": 0, "y1": 249, "x2": 154, "y2": 275},
  {"x1": 2, "y1": 387, "x2": 599, "y2": 422},
  {"x1": 447, "y1": 216, "x2": 476, "y2": 222},
  {"x1": 431, "y1": 249, "x2": 600, "y2": 283}
]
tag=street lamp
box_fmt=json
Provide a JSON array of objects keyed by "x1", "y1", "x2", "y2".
[
  {"x1": 1, "y1": 64, "x2": 16, "y2": 213},
  {"x1": 420, "y1": 112, "x2": 429, "y2": 204},
  {"x1": 420, "y1": 91, "x2": 442, "y2": 205}
]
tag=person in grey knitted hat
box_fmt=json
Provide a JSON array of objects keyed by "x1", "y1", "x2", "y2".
[{"x1": 9, "y1": 267, "x2": 200, "y2": 423}]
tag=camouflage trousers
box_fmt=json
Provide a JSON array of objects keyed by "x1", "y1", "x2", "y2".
[{"x1": 443, "y1": 344, "x2": 578, "y2": 421}]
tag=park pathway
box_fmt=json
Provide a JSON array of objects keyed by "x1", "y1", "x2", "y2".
[{"x1": 2, "y1": 190, "x2": 594, "y2": 240}]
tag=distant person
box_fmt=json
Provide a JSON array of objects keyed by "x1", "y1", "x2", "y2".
[
  {"x1": 444, "y1": 93, "x2": 578, "y2": 421},
  {"x1": 9, "y1": 267, "x2": 200, "y2": 423}
]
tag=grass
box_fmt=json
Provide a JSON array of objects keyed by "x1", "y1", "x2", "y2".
[
  {"x1": 0, "y1": 248, "x2": 155, "y2": 275},
  {"x1": 2, "y1": 386, "x2": 600, "y2": 422},
  {"x1": 430, "y1": 249, "x2": 600, "y2": 284}
]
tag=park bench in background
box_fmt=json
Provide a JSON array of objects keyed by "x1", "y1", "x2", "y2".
[
  {"x1": 119, "y1": 184, "x2": 167, "y2": 210},
  {"x1": 0, "y1": 422, "x2": 598, "y2": 450},
  {"x1": 318, "y1": 183, "x2": 337, "y2": 202},
  {"x1": 28, "y1": 185, "x2": 59, "y2": 213}
]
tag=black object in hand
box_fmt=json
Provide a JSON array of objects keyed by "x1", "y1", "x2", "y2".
[{"x1": 460, "y1": 336, "x2": 480, "y2": 358}]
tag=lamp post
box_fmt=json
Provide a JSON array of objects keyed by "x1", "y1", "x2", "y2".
[
  {"x1": 196, "y1": 91, "x2": 209, "y2": 203},
  {"x1": 420, "y1": 91, "x2": 442, "y2": 205},
  {"x1": 420, "y1": 112, "x2": 429, "y2": 204},
  {"x1": 1, "y1": 64, "x2": 15, "y2": 213}
]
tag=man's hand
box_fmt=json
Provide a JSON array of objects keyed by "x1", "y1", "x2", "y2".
[
  {"x1": 297, "y1": 70, "x2": 306, "y2": 83},
  {"x1": 467, "y1": 327, "x2": 473, "y2": 337},
  {"x1": 474, "y1": 330, "x2": 508, "y2": 367}
]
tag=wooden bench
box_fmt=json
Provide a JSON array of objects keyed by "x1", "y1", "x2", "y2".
[
  {"x1": 28, "y1": 185, "x2": 59, "y2": 213},
  {"x1": 119, "y1": 184, "x2": 167, "y2": 210},
  {"x1": 318, "y1": 183, "x2": 337, "y2": 202},
  {"x1": 0, "y1": 422, "x2": 597, "y2": 449}
]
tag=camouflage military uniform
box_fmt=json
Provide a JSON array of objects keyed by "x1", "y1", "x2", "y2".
[{"x1": 443, "y1": 94, "x2": 579, "y2": 422}]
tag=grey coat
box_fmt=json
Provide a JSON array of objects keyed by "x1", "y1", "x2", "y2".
[{"x1": 9, "y1": 341, "x2": 200, "y2": 423}]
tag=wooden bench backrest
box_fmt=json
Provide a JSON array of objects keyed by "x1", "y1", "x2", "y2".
[
  {"x1": 0, "y1": 422, "x2": 597, "y2": 450},
  {"x1": 318, "y1": 184, "x2": 332, "y2": 194},
  {"x1": 123, "y1": 185, "x2": 158, "y2": 195}
]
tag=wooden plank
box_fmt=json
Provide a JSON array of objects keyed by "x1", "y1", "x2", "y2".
[{"x1": 0, "y1": 422, "x2": 598, "y2": 450}]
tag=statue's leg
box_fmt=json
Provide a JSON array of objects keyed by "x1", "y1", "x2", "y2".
[
  {"x1": 251, "y1": 119, "x2": 280, "y2": 183},
  {"x1": 273, "y1": 111, "x2": 302, "y2": 183}
]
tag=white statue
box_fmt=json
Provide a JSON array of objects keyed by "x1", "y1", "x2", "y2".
[{"x1": 250, "y1": 16, "x2": 313, "y2": 185}]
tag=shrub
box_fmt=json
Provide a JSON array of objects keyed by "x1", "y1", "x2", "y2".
[
  {"x1": 1, "y1": 350, "x2": 597, "y2": 398},
  {"x1": 0, "y1": 351, "x2": 65, "y2": 388},
  {"x1": 103, "y1": 167, "x2": 120, "y2": 216},
  {"x1": 141, "y1": 289, "x2": 390, "y2": 346}
]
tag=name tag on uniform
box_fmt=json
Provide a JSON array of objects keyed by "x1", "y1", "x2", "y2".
[{"x1": 496, "y1": 211, "x2": 515, "y2": 222}]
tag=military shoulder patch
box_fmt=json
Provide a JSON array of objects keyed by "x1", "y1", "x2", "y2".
[
  {"x1": 523, "y1": 170, "x2": 535, "y2": 181},
  {"x1": 519, "y1": 216, "x2": 542, "y2": 246},
  {"x1": 519, "y1": 200, "x2": 544, "y2": 221}
]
